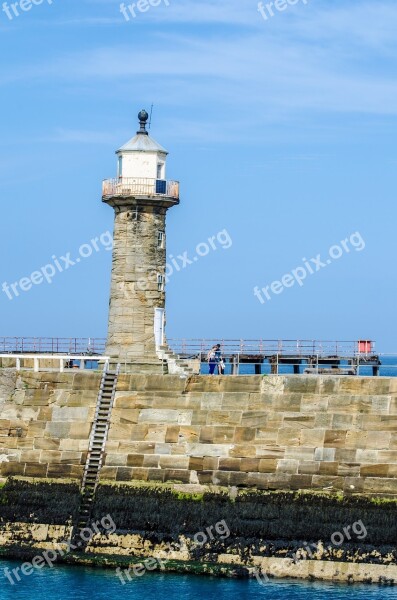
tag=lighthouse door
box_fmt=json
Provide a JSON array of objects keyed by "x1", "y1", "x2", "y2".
[{"x1": 154, "y1": 308, "x2": 165, "y2": 349}]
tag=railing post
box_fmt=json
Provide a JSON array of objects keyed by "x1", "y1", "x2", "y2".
[
  {"x1": 276, "y1": 353, "x2": 279, "y2": 375},
  {"x1": 33, "y1": 358, "x2": 39, "y2": 373}
]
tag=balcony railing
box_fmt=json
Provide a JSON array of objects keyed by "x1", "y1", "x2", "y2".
[{"x1": 102, "y1": 178, "x2": 179, "y2": 200}]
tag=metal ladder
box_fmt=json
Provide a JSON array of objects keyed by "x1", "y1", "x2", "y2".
[{"x1": 70, "y1": 362, "x2": 120, "y2": 549}]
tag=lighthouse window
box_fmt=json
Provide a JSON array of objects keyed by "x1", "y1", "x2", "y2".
[
  {"x1": 157, "y1": 231, "x2": 165, "y2": 249},
  {"x1": 157, "y1": 275, "x2": 165, "y2": 292},
  {"x1": 118, "y1": 156, "x2": 123, "y2": 179},
  {"x1": 157, "y1": 163, "x2": 164, "y2": 179},
  {"x1": 130, "y1": 207, "x2": 139, "y2": 220}
]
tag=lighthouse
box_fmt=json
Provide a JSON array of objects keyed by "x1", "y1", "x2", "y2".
[{"x1": 102, "y1": 110, "x2": 179, "y2": 366}]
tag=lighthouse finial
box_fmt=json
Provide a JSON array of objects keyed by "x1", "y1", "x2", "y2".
[{"x1": 137, "y1": 109, "x2": 149, "y2": 135}]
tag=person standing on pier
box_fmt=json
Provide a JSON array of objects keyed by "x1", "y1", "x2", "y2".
[{"x1": 208, "y1": 344, "x2": 221, "y2": 375}]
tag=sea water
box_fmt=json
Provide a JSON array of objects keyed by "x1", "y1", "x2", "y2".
[
  {"x1": 201, "y1": 355, "x2": 397, "y2": 376},
  {"x1": 0, "y1": 561, "x2": 393, "y2": 600}
]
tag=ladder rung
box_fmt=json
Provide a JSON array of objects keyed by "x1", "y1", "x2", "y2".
[{"x1": 74, "y1": 365, "x2": 120, "y2": 541}]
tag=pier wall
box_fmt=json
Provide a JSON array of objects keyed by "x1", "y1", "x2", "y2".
[
  {"x1": 0, "y1": 371, "x2": 397, "y2": 494},
  {"x1": 1, "y1": 479, "x2": 397, "y2": 585}
]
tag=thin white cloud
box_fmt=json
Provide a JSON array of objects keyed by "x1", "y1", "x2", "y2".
[
  {"x1": 2, "y1": 1, "x2": 397, "y2": 144},
  {"x1": 84, "y1": 0, "x2": 258, "y2": 26},
  {"x1": 41, "y1": 128, "x2": 119, "y2": 144}
]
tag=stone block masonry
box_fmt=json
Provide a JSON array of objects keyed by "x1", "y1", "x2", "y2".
[
  {"x1": 1, "y1": 371, "x2": 397, "y2": 494},
  {"x1": 104, "y1": 203, "x2": 171, "y2": 361},
  {"x1": 0, "y1": 371, "x2": 101, "y2": 480}
]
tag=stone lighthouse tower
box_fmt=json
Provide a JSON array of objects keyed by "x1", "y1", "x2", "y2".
[{"x1": 102, "y1": 110, "x2": 179, "y2": 365}]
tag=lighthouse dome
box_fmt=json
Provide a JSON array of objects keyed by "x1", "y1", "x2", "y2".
[{"x1": 117, "y1": 133, "x2": 168, "y2": 154}]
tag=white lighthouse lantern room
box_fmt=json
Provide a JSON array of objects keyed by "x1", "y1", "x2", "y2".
[{"x1": 116, "y1": 111, "x2": 168, "y2": 193}]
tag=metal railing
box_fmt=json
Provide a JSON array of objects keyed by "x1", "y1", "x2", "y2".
[
  {"x1": 0, "y1": 351, "x2": 170, "y2": 375},
  {"x1": 167, "y1": 339, "x2": 375, "y2": 358},
  {"x1": 199, "y1": 353, "x2": 397, "y2": 377},
  {"x1": 1, "y1": 337, "x2": 386, "y2": 376},
  {"x1": 0, "y1": 337, "x2": 106, "y2": 355},
  {"x1": 102, "y1": 178, "x2": 180, "y2": 200},
  {"x1": 0, "y1": 354, "x2": 109, "y2": 373}
]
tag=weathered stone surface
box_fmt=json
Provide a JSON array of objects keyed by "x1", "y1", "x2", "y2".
[
  {"x1": 2, "y1": 372, "x2": 397, "y2": 495},
  {"x1": 256, "y1": 446, "x2": 285, "y2": 459},
  {"x1": 314, "y1": 448, "x2": 336, "y2": 461},
  {"x1": 241, "y1": 412, "x2": 268, "y2": 427},
  {"x1": 319, "y1": 462, "x2": 339, "y2": 476},
  {"x1": 240, "y1": 458, "x2": 260, "y2": 472},
  {"x1": 40, "y1": 451, "x2": 62, "y2": 464},
  {"x1": 230, "y1": 445, "x2": 256, "y2": 458},
  {"x1": 213, "y1": 427, "x2": 236, "y2": 443},
  {"x1": 112, "y1": 409, "x2": 140, "y2": 424},
  {"x1": 0, "y1": 370, "x2": 17, "y2": 404},
  {"x1": 145, "y1": 425, "x2": 167, "y2": 442},
  {"x1": 24, "y1": 463, "x2": 48, "y2": 477},
  {"x1": 258, "y1": 459, "x2": 277, "y2": 473},
  {"x1": 219, "y1": 458, "x2": 241, "y2": 471},
  {"x1": 277, "y1": 428, "x2": 301, "y2": 446},
  {"x1": 128, "y1": 454, "x2": 145, "y2": 467},
  {"x1": 116, "y1": 467, "x2": 134, "y2": 481},
  {"x1": 324, "y1": 430, "x2": 347, "y2": 448},
  {"x1": 178, "y1": 426, "x2": 200, "y2": 443},
  {"x1": 34, "y1": 438, "x2": 60, "y2": 450},
  {"x1": 159, "y1": 455, "x2": 189, "y2": 470},
  {"x1": 235, "y1": 427, "x2": 256, "y2": 442},
  {"x1": 45, "y1": 422, "x2": 70, "y2": 438},
  {"x1": 52, "y1": 407, "x2": 90, "y2": 422},
  {"x1": 300, "y1": 429, "x2": 325, "y2": 446},
  {"x1": 138, "y1": 409, "x2": 192, "y2": 425},
  {"x1": 207, "y1": 411, "x2": 242, "y2": 426},
  {"x1": 99, "y1": 466, "x2": 118, "y2": 480},
  {"x1": 298, "y1": 461, "x2": 320, "y2": 475},
  {"x1": 20, "y1": 450, "x2": 42, "y2": 462},
  {"x1": 360, "y1": 464, "x2": 390, "y2": 477},
  {"x1": 164, "y1": 469, "x2": 190, "y2": 483},
  {"x1": 68, "y1": 423, "x2": 92, "y2": 439},
  {"x1": 187, "y1": 444, "x2": 233, "y2": 458}
]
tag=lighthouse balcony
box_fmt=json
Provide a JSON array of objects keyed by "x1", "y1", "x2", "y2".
[{"x1": 102, "y1": 177, "x2": 179, "y2": 200}]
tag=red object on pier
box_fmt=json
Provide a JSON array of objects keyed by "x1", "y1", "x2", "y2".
[{"x1": 358, "y1": 340, "x2": 373, "y2": 354}]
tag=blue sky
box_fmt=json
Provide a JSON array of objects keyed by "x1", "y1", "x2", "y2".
[{"x1": 0, "y1": 0, "x2": 396, "y2": 351}]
